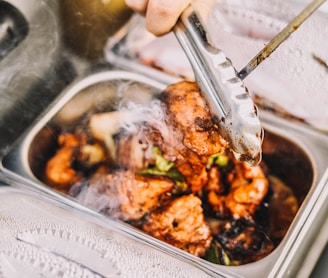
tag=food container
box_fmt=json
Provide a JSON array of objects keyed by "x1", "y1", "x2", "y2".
[
  {"x1": 1, "y1": 70, "x2": 328, "y2": 278},
  {"x1": 1, "y1": 0, "x2": 328, "y2": 276}
]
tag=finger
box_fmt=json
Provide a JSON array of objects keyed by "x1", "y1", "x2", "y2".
[
  {"x1": 193, "y1": 0, "x2": 215, "y2": 22},
  {"x1": 125, "y1": 0, "x2": 149, "y2": 15},
  {"x1": 145, "y1": 0, "x2": 191, "y2": 36}
]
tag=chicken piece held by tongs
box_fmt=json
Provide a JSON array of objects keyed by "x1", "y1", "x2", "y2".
[{"x1": 173, "y1": 5, "x2": 263, "y2": 166}]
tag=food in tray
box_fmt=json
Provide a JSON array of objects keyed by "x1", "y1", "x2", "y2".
[{"x1": 44, "y1": 81, "x2": 298, "y2": 265}]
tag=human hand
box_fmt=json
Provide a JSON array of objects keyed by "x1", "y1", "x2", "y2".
[{"x1": 125, "y1": 0, "x2": 215, "y2": 36}]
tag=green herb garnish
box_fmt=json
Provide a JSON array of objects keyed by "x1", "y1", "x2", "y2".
[
  {"x1": 204, "y1": 242, "x2": 232, "y2": 265},
  {"x1": 138, "y1": 147, "x2": 188, "y2": 193},
  {"x1": 207, "y1": 153, "x2": 229, "y2": 169}
]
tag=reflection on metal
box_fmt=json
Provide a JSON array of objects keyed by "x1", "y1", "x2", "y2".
[{"x1": 0, "y1": 2, "x2": 28, "y2": 61}]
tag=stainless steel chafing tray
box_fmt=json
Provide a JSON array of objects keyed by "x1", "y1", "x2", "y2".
[{"x1": 1, "y1": 70, "x2": 327, "y2": 278}]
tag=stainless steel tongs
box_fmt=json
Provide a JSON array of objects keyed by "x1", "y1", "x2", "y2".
[{"x1": 173, "y1": 5, "x2": 263, "y2": 166}]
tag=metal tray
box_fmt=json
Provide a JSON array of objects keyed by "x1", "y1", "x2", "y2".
[{"x1": 1, "y1": 70, "x2": 327, "y2": 277}]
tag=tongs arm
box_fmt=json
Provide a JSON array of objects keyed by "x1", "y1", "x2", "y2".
[{"x1": 173, "y1": 6, "x2": 263, "y2": 166}]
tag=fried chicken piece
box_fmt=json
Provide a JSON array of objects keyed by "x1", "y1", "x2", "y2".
[
  {"x1": 45, "y1": 133, "x2": 84, "y2": 191},
  {"x1": 90, "y1": 170, "x2": 174, "y2": 221},
  {"x1": 87, "y1": 81, "x2": 228, "y2": 193},
  {"x1": 152, "y1": 81, "x2": 228, "y2": 192},
  {"x1": 203, "y1": 154, "x2": 269, "y2": 220},
  {"x1": 205, "y1": 166, "x2": 230, "y2": 218},
  {"x1": 142, "y1": 194, "x2": 212, "y2": 257},
  {"x1": 116, "y1": 130, "x2": 154, "y2": 171},
  {"x1": 45, "y1": 133, "x2": 107, "y2": 192},
  {"x1": 160, "y1": 81, "x2": 228, "y2": 157},
  {"x1": 226, "y1": 162, "x2": 269, "y2": 220},
  {"x1": 174, "y1": 151, "x2": 209, "y2": 193}
]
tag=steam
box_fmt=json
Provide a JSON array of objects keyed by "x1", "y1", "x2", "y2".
[
  {"x1": 72, "y1": 182, "x2": 121, "y2": 215},
  {"x1": 76, "y1": 94, "x2": 174, "y2": 215},
  {"x1": 118, "y1": 98, "x2": 170, "y2": 138}
]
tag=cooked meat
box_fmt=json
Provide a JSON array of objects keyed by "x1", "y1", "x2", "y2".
[
  {"x1": 207, "y1": 192, "x2": 229, "y2": 218},
  {"x1": 90, "y1": 170, "x2": 174, "y2": 221},
  {"x1": 205, "y1": 167, "x2": 230, "y2": 218},
  {"x1": 204, "y1": 156, "x2": 269, "y2": 220},
  {"x1": 44, "y1": 80, "x2": 297, "y2": 266},
  {"x1": 174, "y1": 151, "x2": 209, "y2": 193},
  {"x1": 154, "y1": 81, "x2": 228, "y2": 192},
  {"x1": 160, "y1": 81, "x2": 228, "y2": 157},
  {"x1": 207, "y1": 166, "x2": 225, "y2": 193},
  {"x1": 215, "y1": 219, "x2": 274, "y2": 265},
  {"x1": 45, "y1": 133, "x2": 84, "y2": 191},
  {"x1": 116, "y1": 130, "x2": 155, "y2": 171},
  {"x1": 85, "y1": 81, "x2": 228, "y2": 193},
  {"x1": 45, "y1": 133, "x2": 107, "y2": 191},
  {"x1": 142, "y1": 194, "x2": 212, "y2": 257},
  {"x1": 225, "y1": 162, "x2": 269, "y2": 220}
]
